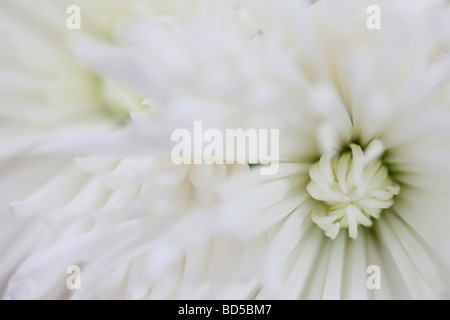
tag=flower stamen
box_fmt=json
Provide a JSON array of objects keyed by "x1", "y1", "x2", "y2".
[{"x1": 307, "y1": 140, "x2": 399, "y2": 240}]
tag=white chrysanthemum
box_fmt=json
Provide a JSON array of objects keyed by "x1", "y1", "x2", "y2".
[
  {"x1": 1, "y1": 0, "x2": 252, "y2": 299},
  {"x1": 0, "y1": 0, "x2": 120, "y2": 297},
  {"x1": 217, "y1": 0, "x2": 450, "y2": 299},
  {"x1": 67, "y1": 0, "x2": 450, "y2": 299}
]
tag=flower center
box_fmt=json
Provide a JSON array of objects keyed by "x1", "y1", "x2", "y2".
[
  {"x1": 306, "y1": 140, "x2": 400, "y2": 240},
  {"x1": 99, "y1": 78, "x2": 148, "y2": 124}
]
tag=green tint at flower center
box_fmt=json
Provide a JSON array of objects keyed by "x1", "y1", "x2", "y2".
[
  {"x1": 100, "y1": 78, "x2": 147, "y2": 124},
  {"x1": 307, "y1": 140, "x2": 400, "y2": 240}
]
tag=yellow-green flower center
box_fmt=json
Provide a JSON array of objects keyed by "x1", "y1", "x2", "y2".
[{"x1": 307, "y1": 140, "x2": 399, "y2": 239}]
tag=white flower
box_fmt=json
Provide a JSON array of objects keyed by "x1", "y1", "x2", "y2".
[
  {"x1": 3, "y1": 0, "x2": 450, "y2": 300},
  {"x1": 0, "y1": 0, "x2": 120, "y2": 298},
  {"x1": 69, "y1": 0, "x2": 450, "y2": 299},
  {"x1": 216, "y1": 0, "x2": 450, "y2": 299},
  {"x1": 1, "y1": 0, "x2": 247, "y2": 299}
]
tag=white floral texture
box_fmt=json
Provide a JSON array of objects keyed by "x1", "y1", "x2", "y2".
[
  {"x1": 2, "y1": 0, "x2": 450, "y2": 299},
  {"x1": 1, "y1": 0, "x2": 248, "y2": 299}
]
